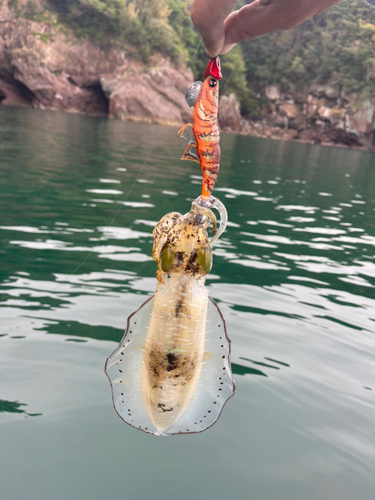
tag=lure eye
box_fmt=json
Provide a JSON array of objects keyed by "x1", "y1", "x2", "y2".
[{"x1": 209, "y1": 79, "x2": 217, "y2": 88}]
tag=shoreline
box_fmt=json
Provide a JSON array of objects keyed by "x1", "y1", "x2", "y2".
[{"x1": 1, "y1": 101, "x2": 373, "y2": 153}]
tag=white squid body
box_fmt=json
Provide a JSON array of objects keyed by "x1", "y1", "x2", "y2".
[
  {"x1": 105, "y1": 276, "x2": 234, "y2": 436},
  {"x1": 105, "y1": 197, "x2": 235, "y2": 436}
]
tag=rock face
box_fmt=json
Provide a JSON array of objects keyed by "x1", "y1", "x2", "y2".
[
  {"x1": 219, "y1": 93, "x2": 241, "y2": 132},
  {"x1": 265, "y1": 85, "x2": 280, "y2": 101},
  {"x1": 263, "y1": 82, "x2": 375, "y2": 148},
  {"x1": 349, "y1": 99, "x2": 374, "y2": 134},
  {"x1": 102, "y1": 66, "x2": 192, "y2": 124},
  {"x1": 0, "y1": 0, "x2": 193, "y2": 125}
]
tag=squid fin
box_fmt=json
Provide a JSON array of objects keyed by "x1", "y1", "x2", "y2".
[{"x1": 105, "y1": 295, "x2": 159, "y2": 434}]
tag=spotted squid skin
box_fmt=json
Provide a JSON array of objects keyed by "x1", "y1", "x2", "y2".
[
  {"x1": 141, "y1": 275, "x2": 208, "y2": 432},
  {"x1": 194, "y1": 76, "x2": 220, "y2": 199}
]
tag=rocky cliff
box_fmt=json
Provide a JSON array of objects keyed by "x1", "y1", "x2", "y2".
[
  {"x1": 0, "y1": 0, "x2": 193, "y2": 124},
  {"x1": 263, "y1": 83, "x2": 375, "y2": 148},
  {"x1": 219, "y1": 84, "x2": 375, "y2": 150},
  {"x1": 1, "y1": 0, "x2": 374, "y2": 151}
]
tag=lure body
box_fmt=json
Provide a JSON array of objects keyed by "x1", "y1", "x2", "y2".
[
  {"x1": 105, "y1": 197, "x2": 235, "y2": 436},
  {"x1": 179, "y1": 57, "x2": 222, "y2": 200}
]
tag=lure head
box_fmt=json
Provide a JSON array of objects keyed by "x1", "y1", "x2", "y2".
[
  {"x1": 200, "y1": 73, "x2": 219, "y2": 104},
  {"x1": 199, "y1": 56, "x2": 221, "y2": 115},
  {"x1": 204, "y1": 57, "x2": 222, "y2": 80},
  {"x1": 184, "y1": 57, "x2": 222, "y2": 108}
]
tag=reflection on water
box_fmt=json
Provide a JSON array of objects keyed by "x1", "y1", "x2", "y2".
[
  {"x1": 0, "y1": 400, "x2": 42, "y2": 417},
  {"x1": 0, "y1": 106, "x2": 375, "y2": 500}
]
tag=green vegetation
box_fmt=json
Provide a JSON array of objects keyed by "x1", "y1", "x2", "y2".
[
  {"x1": 11, "y1": 0, "x2": 375, "y2": 115},
  {"x1": 46, "y1": 0, "x2": 182, "y2": 59},
  {"x1": 242, "y1": 0, "x2": 375, "y2": 102}
]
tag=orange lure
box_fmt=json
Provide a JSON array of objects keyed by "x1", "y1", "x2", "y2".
[{"x1": 178, "y1": 57, "x2": 222, "y2": 200}]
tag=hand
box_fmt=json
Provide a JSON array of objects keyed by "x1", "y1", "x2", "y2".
[{"x1": 191, "y1": 0, "x2": 341, "y2": 57}]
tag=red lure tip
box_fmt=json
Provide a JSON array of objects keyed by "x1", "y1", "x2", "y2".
[{"x1": 204, "y1": 57, "x2": 222, "y2": 80}]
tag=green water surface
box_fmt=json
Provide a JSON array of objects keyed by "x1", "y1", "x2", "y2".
[{"x1": 0, "y1": 106, "x2": 374, "y2": 500}]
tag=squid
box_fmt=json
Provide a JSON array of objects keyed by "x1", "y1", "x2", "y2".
[{"x1": 105, "y1": 196, "x2": 235, "y2": 436}]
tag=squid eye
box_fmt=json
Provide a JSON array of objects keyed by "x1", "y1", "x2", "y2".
[
  {"x1": 209, "y1": 79, "x2": 217, "y2": 88},
  {"x1": 196, "y1": 248, "x2": 212, "y2": 274},
  {"x1": 160, "y1": 246, "x2": 175, "y2": 272}
]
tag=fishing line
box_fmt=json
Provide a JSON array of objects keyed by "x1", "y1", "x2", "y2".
[
  {"x1": 220, "y1": 70, "x2": 234, "y2": 97},
  {"x1": 54, "y1": 38, "x2": 203, "y2": 290}
]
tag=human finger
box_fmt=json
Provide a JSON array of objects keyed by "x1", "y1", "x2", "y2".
[{"x1": 191, "y1": 0, "x2": 236, "y2": 56}]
